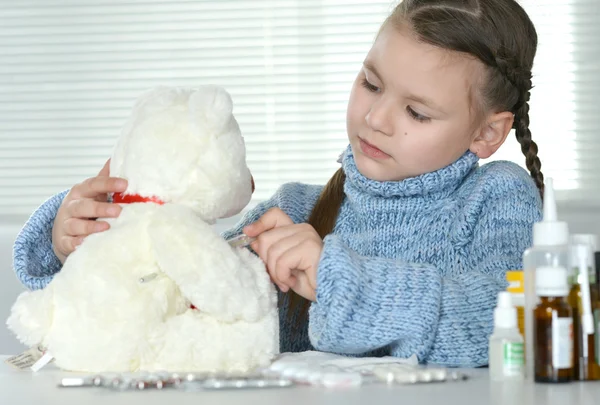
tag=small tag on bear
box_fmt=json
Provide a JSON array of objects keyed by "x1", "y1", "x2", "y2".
[
  {"x1": 4, "y1": 345, "x2": 50, "y2": 371},
  {"x1": 30, "y1": 352, "x2": 54, "y2": 372}
]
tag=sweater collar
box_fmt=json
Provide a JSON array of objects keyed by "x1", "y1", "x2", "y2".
[{"x1": 341, "y1": 144, "x2": 479, "y2": 199}]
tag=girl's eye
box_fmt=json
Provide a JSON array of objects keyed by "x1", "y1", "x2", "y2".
[
  {"x1": 406, "y1": 106, "x2": 430, "y2": 123},
  {"x1": 361, "y1": 78, "x2": 380, "y2": 93}
]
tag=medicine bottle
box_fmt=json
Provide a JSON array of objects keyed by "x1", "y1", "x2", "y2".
[{"x1": 534, "y1": 266, "x2": 573, "y2": 383}]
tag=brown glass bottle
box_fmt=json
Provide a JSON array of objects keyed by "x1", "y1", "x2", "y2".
[
  {"x1": 534, "y1": 266, "x2": 574, "y2": 383},
  {"x1": 568, "y1": 245, "x2": 600, "y2": 380},
  {"x1": 569, "y1": 287, "x2": 600, "y2": 380}
]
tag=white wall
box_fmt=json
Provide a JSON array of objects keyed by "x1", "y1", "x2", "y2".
[
  {"x1": 1, "y1": 207, "x2": 598, "y2": 355},
  {"x1": 559, "y1": 207, "x2": 600, "y2": 238}
]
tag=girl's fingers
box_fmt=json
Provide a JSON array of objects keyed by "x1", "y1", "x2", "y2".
[
  {"x1": 273, "y1": 242, "x2": 305, "y2": 288},
  {"x1": 63, "y1": 218, "x2": 109, "y2": 237},
  {"x1": 67, "y1": 198, "x2": 121, "y2": 219},
  {"x1": 243, "y1": 207, "x2": 293, "y2": 237},
  {"x1": 253, "y1": 225, "x2": 302, "y2": 262},
  {"x1": 70, "y1": 176, "x2": 128, "y2": 200},
  {"x1": 274, "y1": 242, "x2": 317, "y2": 301},
  {"x1": 98, "y1": 158, "x2": 111, "y2": 177},
  {"x1": 265, "y1": 234, "x2": 303, "y2": 287},
  {"x1": 58, "y1": 235, "x2": 85, "y2": 257}
]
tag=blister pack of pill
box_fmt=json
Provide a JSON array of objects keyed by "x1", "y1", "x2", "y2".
[
  {"x1": 59, "y1": 371, "x2": 294, "y2": 391},
  {"x1": 261, "y1": 351, "x2": 469, "y2": 388},
  {"x1": 368, "y1": 364, "x2": 469, "y2": 385}
]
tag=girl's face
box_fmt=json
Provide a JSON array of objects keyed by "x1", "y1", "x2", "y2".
[{"x1": 346, "y1": 25, "x2": 487, "y2": 182}]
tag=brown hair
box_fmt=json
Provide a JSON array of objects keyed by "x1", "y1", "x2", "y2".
[{"x1": 287, "y1": 0, "x2": 542, "y2": 330}]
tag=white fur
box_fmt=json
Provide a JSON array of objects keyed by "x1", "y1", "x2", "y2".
[{"x1": 7, "y1": 86, "x2": 279, "y2": 373}]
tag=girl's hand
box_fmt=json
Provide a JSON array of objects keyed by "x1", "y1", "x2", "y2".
[
  {"x1": 243, "y1": 208, "x2": 323, "y2": 302},
  {"x1": 52, "y1": 159, "x2": 128, "y2": 264}
]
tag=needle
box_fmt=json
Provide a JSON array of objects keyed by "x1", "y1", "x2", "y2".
[{"x1": 226, "y1": 234, "x2": 257, "y2": 249}]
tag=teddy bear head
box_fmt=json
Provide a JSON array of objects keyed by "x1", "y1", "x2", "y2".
[{"x1": 109, "y1": 85, "x2": 253, "y2": 223}]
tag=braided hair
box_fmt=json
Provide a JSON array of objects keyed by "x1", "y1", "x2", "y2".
[{"x1": 494, "y1": 56, "x2": 544, "y2": 194}]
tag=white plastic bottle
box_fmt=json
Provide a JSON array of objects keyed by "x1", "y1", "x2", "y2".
[
  {"x1": 522, "y1": 178, "x2": 570, "y2": 379},
  {"x1": 489, "y1": 291, "x2": 525, "y2": 381}
]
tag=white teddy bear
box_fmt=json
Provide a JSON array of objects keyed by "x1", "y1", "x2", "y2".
[{"x1": 7, "y1": 86, "x2": 279, "y2": 373}]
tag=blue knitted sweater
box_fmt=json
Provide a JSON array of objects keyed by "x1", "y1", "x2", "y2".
[{"x1": 12, "y1": 146, "x2": 542, "y2": 367}]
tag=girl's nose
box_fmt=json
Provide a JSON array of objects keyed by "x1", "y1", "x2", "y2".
[{"x1": 365, "y1": 97, "x2": 394, "y2": 136}]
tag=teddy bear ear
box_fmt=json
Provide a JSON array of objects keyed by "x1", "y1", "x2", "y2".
[
  {"x1": 132, "y1": 86, "x2": 184, "y2": 116},
  {"x1": 188, "y1": 85, "x2": 234, "y2": 133},
  {"x1": 118, "y1": 87, "x2": 184, "y2": 139}
]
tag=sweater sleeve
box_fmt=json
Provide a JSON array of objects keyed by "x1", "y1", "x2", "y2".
[
  {"x1": 308, "y1": 182, "x2": 540, "y2": 367},
  {"x1": 13, "y1": 190, "x2": 69, "y2": 290}
]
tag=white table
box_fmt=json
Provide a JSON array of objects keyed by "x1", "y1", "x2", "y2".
[{"x1": 1, "y1": 356, "x2": 599, "y2": 405}]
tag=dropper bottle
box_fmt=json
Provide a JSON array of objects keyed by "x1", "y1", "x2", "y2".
[
  {"x1": 523, "y1": 178, "x2": 570, "y2": 379},
  {"x1": 489, "y1": 292, "x2": 524, "y2": 381}
]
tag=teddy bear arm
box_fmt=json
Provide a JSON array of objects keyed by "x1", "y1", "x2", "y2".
[{"x1": 148, "y1": 220, "x2": 267, "y2": 322}]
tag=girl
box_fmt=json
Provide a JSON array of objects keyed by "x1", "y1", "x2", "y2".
[{"x1": 13, "y1": 0, "x2": 543, "y2": 367}]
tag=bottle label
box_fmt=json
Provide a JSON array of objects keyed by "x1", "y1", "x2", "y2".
[
  {"x1": 551, "y1": 315, "x2": 573, "y2": 369},
  {"x1": 503, "y1": 342, "x2": 524, "y2": 376},
  {"x1": 506, "y1": 271, "x2": 525, "y2": 337}
]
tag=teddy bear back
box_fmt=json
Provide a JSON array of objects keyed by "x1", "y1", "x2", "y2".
[{"x1": 109, "y1": 86, "x2": 253, "y2": 223}]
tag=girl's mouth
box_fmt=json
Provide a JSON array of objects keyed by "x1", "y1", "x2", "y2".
[{"x1": 358, "y1": 137, "x2": 391, "y2": 159}]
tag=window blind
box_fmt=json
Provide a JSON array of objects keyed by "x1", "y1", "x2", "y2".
[
  {"x1": 0, "y1": 0, "x2": 598, "y2": 223},
  {"x1": 489, "y1": 0, "x2": 599, "y2": 207}
]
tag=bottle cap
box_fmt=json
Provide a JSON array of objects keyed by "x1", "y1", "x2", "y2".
[
  {"x1": 493, "y1": 291, "x2": 518, "y2": 329},
  {"x1": 533, "y1": 178, "x2": 569, "y2": 246},
  {"x1": 536, "y1": 266, "x2": 569, "y2": 297}
]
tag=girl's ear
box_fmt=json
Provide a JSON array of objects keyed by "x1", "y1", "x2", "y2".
[{"x1": 469, "y1": 111, "x2": 514, "y2": 158}]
